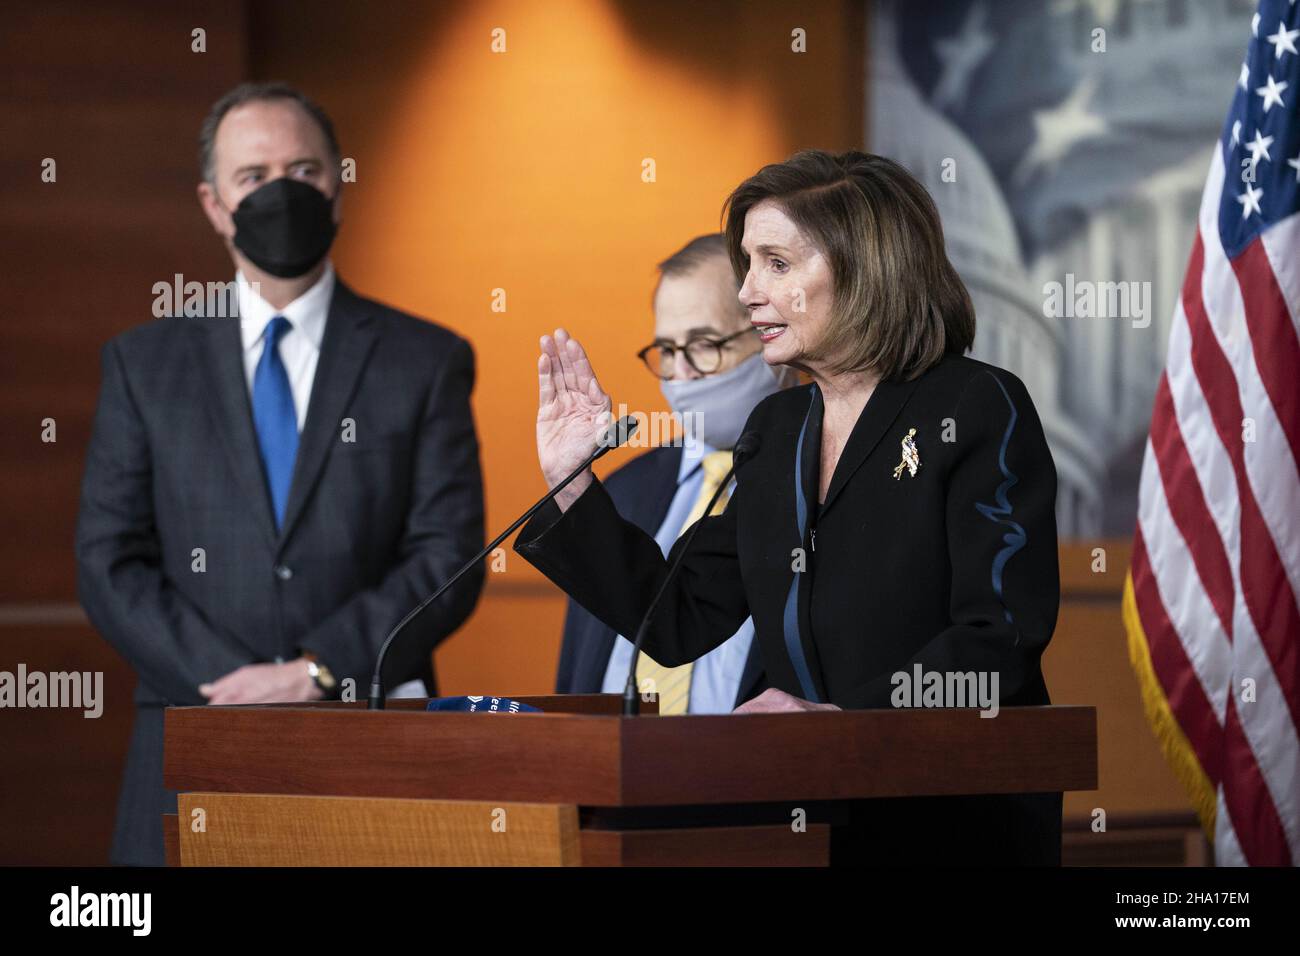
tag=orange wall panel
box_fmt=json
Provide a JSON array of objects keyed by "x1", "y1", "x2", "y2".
[{"x1": 251, "y1": 0, "x2": 864, "y2": 694}]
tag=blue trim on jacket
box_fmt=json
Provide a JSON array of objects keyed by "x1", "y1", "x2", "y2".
[
  {"x1": 782, "y1": 391, "x2": 821, "y2": 702},
  {"x1": 972, "y1": 372, "x2": 1028, "y2": 629}
]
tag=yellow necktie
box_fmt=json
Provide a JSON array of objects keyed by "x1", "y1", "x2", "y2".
[{"x1": 636, "y1": 450, "x2": 733, "y2": 715}]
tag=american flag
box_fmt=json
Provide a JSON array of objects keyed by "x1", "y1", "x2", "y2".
[{"x1": 1124, "y1": 0, "x2": 1300, "y2": 866}]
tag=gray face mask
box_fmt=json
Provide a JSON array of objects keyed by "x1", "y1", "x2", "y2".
[{"x1": 660, "y1": 351, "x2": 797, "y2": 450}]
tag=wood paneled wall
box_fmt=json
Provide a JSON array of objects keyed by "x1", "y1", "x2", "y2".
[{"x1": 0, "y1": 0, "x2": 247, "y2": 864}]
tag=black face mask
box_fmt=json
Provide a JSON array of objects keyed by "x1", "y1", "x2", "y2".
[{"x1": 229, "y1": 177, "x2": 337, "y2": 278}]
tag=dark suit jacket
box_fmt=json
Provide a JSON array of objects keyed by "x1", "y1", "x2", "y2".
[
  {"x1": 517, "y1": 354, "x2": 1063, "y2": 863},
  {"x1": 556, "y1": 445, "x2": 765, "y2": 709},
  {"x1": 75, "y1": 278, "x2": 485, "y2": 865}
]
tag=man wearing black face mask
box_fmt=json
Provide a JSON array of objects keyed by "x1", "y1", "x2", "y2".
[
  {"x1": 75, "y1": 82, "x2": 485, "y2": 866},
  {"x1": 555, "y1": 234, "x2": 795, "y2": 714}
]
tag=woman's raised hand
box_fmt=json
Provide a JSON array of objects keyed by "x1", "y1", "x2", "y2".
[{"x1": 537, "y1": 328, "x2": 612, "y2": 508}]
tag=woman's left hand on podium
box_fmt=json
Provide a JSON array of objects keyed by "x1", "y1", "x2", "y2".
[{"x1": 732, "y1": 687, "x2": 841, "y2": 714}]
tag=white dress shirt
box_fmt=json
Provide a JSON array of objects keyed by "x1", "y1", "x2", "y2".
[
  {"x1": 236, "y1": 263, "x2": 425, "y2": 699},
  {"x1": 237, "y1": 262, "x2": 334, "y2": 430}
]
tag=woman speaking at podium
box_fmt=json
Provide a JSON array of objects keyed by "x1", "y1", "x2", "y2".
[{"x1": 514, "y1": 150, "x2": 1063, "y2": 864}]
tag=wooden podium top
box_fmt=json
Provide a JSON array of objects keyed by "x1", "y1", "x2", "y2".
[{"x1": 163, "y1": 695, "x2": 1096, "y2": 807}]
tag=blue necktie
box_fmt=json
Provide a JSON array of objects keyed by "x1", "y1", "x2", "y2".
[{"x1": 252, "y1": 315, "x2": 299, "y2": 529}]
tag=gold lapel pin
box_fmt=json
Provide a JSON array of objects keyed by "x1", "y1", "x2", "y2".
[{"x1": 892, "y1": 428, "x2": 920, "y2": 480}]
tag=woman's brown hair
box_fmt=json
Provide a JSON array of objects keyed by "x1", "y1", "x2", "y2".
[{"x1": 723, "y1": 149, "x2": 975, "y2": 381}]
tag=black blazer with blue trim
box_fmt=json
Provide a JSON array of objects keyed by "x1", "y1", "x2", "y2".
[
  {"x1": 516, "y1": 354, "x2": 1059, "y2": 713},
  {"x1": 555, "y1": 445, "x2": 766, "y2": 708}
]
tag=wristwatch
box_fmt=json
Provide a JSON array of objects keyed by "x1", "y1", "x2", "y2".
[{"x1": 301, "y1": 652, "x2": 337, "y2": 695}]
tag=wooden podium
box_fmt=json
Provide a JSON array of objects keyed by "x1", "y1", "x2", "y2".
[{"x1": 162, "y1": 695, "x2": 1096, "y2": 866}]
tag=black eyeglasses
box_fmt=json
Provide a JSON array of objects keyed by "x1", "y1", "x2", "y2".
[{"x1": 636, "y1": 328, "x2": 757, "y2": 379}]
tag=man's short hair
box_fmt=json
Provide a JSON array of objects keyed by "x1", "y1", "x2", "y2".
[
  {"x1": 198, "y1": 81, "x2": 340, "y2": 184},
  {"x1": 657, "y1": 233, "x2": 734, "y2": 279},
  {"x1": 654, "y1": 233, "x2": 745, "y2": 318}
]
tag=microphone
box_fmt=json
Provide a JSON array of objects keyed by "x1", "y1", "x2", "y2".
[
  {"x1": 621, "y1": 432, "x2": 761, "y2": 716},
  {"x1": 367, "y1": 414, "x2": 639, "y2": 709}
]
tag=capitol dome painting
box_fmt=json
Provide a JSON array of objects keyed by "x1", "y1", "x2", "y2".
[{"x1": 870, "y1": 0, "x2": 1248, "y2": 536}]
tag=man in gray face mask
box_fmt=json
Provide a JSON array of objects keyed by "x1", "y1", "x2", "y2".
[{"x1": 555, "y1": 234, "x2": 795, "y2": 714}]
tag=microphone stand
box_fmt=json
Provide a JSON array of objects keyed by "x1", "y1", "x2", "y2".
[
  {"x1": 367, "y1": 416, "x2": 637, "y2": 709},
  {"x1": 621, "y1": 435, "x2": 757, "y2": 716}
]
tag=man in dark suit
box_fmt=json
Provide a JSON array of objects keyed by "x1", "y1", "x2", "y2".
[
  {"x1": 75, "y1": 82, "x2": 485, "y2": 866},
  {"x1": 557, "y1": 235, "x2": 791, "y2": 713}
]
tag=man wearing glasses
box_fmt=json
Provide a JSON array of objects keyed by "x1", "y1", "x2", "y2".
[{"x1": 555, "y1": 234, "x2": 796, "y2": 713}]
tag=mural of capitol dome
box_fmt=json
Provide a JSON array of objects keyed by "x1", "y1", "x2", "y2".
[{"x1": 868, "y1": 2, "x2": 1104, "y2": 537}]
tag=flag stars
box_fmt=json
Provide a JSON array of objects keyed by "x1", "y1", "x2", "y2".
[
  {"x1": 1267, "y1": 24, "x2": 1299, "y2": 58},
  {"x1": 1288, "y1": 151, "x2": 1300, "y2": 183},
  {"x1": 1239, "y1": 61, "x2": 1251, "y2": 89},
  {"x1": 931, "y1": 2, "x2": 994, "y2": 111},
  {"x1": 1013, "y1": 75, "x2": 1108, "y2": 184},
  {"x1": 1255, "y1": 73, "x2": 1289, "y2": 112},
  {"x1": 1245, "y1": 129, "x2": 1275, "y2": 167},
  {"x1": 1231, "y1": 119, "x2": 1243, "y2": 147},
  {"x1": 1252, "y1": 12, "x2": 1260, "y2": 37},
  {"x1": 1236, "y1": 183, "x2": 1264, "y2": 219}
]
